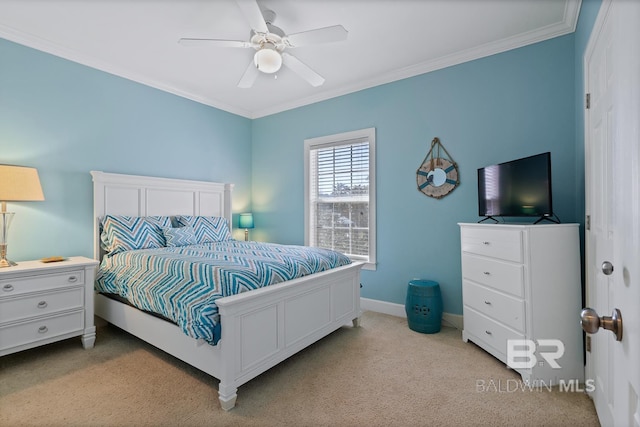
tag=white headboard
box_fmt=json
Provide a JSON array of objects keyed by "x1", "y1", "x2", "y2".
[{"x1": 91, "y1": 171, "x2": 234, "y2": 260}]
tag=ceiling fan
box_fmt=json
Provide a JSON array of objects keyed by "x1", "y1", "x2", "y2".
[{"x1": 178, "y1": 0, "x2": 348, "y2": 88}]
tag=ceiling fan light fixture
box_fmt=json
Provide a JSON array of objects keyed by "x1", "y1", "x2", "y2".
[{"x1": 254, "y1": 44, "x2": 282, "y2": 73}]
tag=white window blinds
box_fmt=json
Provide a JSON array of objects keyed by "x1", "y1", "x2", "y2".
[{"x1": 306, "y1": 129, "x2": 375, "y2": 267}]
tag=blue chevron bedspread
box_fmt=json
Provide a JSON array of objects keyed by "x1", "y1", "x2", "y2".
[{"x1": 95, "y1": 240, "x2": 352, "y2": 345}]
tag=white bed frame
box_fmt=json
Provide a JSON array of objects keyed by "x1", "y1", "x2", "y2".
[{"x1": 90, "y1": 171, "x2": 362, "y2": 410}]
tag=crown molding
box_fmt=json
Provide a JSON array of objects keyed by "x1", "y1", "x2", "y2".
[
  {"x1": 0, "y1": 23, "x2": 254, "y2": 118},
  {"x1": 252, "y1": 0, "x2": 582, "y2": 118}
]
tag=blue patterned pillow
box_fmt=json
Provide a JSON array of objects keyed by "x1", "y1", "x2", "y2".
[
  {"x1": 175, "y1": 216, "x2": 231, "y2": 243},
  {"x1": 162, "y1": 226, "x2": 197, "y2": 247},
  {"x1": 101, "y1": 215, "x2": 171, "y2": 254}
]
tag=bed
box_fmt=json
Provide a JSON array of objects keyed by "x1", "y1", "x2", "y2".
[{"x1": 91, "y1": 171, "x2": 363, "y2": 410}]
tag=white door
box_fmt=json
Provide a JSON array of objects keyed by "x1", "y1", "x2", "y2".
[{"x1": 583, "y1": 0, "x2": 640, "y2": 426}]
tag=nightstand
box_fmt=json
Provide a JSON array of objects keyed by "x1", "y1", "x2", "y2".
[{"x1": 0, "y1": 256, "x2": 99, "y2": 356}]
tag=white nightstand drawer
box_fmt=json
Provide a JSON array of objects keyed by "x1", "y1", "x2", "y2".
[
  {"x1": 463, "y1": 306, "x2": 525, "y2": 358},
  {"x1": 463, "y1": 281, "x2": 525, "y2": 332},
  {"x1": 0, "y1": 257, "x2": 98, "y2": 356},
  {"x1": 461, "y1": 227, "x2": 522, "y2": 262},
  {"x1": 0, "y1": 310, "x2": 84, "y2": 352},
  {"x1": 0, "y1": 270, "x2": 84, "y2": 297},
  {"x1": 462, "y1": 253, "x2": 524, "y2": 297},
  {"x1": 0, "y1": 287, "x2": 84, "y2": 323}
]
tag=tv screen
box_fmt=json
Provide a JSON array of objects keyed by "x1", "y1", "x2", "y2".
[{"x1": 478, "y1": 152, "x2": 553, "y2": 219}]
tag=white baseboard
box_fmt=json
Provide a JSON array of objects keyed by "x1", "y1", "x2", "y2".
[
  {"x1": 441, "y1": 312, "x2": 463, "y2": 330},
  {"x1": 360, "y1": 297, "x2": 463, "y2": 330}
]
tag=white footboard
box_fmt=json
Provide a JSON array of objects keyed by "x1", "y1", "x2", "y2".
[{"x1": 215, "y1": 262, "x2": 362, "y2": 409}]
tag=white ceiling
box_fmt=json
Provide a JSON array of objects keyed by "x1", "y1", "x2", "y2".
[{"x1": 0, "y1": 0, "x2": 580, "y2": 119}]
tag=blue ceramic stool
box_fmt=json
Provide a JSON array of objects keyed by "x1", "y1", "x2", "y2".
[{"x1": 405, "y1": 280, "x2": 443, "y2": 333}]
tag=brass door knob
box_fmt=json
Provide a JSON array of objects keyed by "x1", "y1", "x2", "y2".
[{"x1": 581, "y1": 307, "x2": 623, "y2": 341}]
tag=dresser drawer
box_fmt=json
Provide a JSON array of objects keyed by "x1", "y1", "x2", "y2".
[
  {"x1": 461, "y1": 227, "x2": 523, "y2": 262},
  {"x1": 461, "y1": 253, "x2": 524, "y2": 297},
  {"x1": 0, "y1": 270, "x2": 84, "y2": 297},
  {"x1": 0, "y1": 310, "x2": 84, "y2": 352},
  {"x1": 463, "y1": 281, "x2": 525, "y2": 332},
  {"x1": 463, "y1": 306, "x2": 525, "y2": 359},
  {"x1": 0, "y1": 287, "x2": 84, "y2": 324}
]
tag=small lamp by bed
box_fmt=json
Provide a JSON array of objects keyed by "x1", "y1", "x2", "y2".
[
  {"x1": 0, "y1": 165, "x2": 45, "y2": 267},
  {"x1": 238, "y1": 213, "x2": 254, "y2": 241}
]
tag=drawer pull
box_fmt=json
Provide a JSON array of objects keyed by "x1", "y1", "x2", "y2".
[
  {"x1": 482, "y1": 241, "x2": 491, "y2": 245},
  {"x1": 484, "y1": 300, "x2": 492, "y2": 305},
  {"x1": 37, "y1": 301, "x2": 48, "y2": 309},
  {"x1": 483, "y1": 271, "x2": 491, "y2": 275},
  {"x1": 2, "y1": 284, "x2": 14, "y2": 292},
  {"x1": 68, "y1": 275, "x2": 78, "y2": 283},
  {"x1": 485, "y1": 330, "x2": 492, "y2": 335},
  {"x1": 38, "y1": 326, "x2": 48, "y2": 334}
]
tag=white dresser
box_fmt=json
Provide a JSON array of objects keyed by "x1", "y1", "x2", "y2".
[
  {"x1": 459, "y1": 223, "x2": 583, "y2": 385},
  {"x1": 0, "y1": 256, "x2": 99, "y2": 356}
]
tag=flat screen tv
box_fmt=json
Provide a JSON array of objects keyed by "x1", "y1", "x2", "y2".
[{"x1": 477, "y1": 152, "x2": 557, "y2": 223}]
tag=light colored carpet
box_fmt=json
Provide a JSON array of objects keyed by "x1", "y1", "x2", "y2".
[{"x1": 0, "y1": 311, "x2": 599, "y2": 426}]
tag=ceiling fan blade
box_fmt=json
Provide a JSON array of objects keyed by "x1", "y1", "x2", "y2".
[
  {"x1": 178, "y1": 38, "x2": 254, "y2": 48},
  {"x1": 282, "y1": 52, "x2": 325, "y2": 87},
  {"x1": 285, "y1": 25, "x2": 348, "y2": 47},
  {"x1": 237, "y1": 60, "x2": 259, "y2": 88},
  {"x1": 235, "y1": 0, "x2": 268, "y2": 33}
]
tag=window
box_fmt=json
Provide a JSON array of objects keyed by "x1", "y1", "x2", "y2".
[{"x1": 304, "y1": 128, "x2": 376, "y2": 270}]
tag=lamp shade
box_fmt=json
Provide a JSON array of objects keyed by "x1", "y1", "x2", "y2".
[
  {"x1": 239, "y1": 213, "x2": 254, "y2": 229},
  {"x1": 0, "y1": 165, "x2": 45, "y2": 267},
  {"x1": 0, "y1": 165, "x2": 45, "y2": 202}
]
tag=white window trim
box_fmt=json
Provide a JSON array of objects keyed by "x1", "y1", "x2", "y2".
[{"x1": 304, "y1": 127, "x2": 377, "y2": 271}]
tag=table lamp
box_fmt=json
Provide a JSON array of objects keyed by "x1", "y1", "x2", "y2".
[
  {"x1": 0, "y1": 165, "x2": 45, "y2": 267},
  {"x1": 238, "y1": 213, "x2": 254, "y2": 241}
]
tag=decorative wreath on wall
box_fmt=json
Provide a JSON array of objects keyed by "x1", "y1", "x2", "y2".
[{"x1": 416, "y1": 137, "x2": 460, "y2": 199}]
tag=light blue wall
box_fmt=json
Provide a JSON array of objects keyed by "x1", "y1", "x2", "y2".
[
  {"x1": 252, "y1": 35, "x2": 578, "y2": 315},
  {"x1": 0, "y1": 39, "x2": 253, "y2": 261}
]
